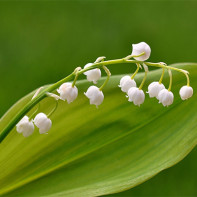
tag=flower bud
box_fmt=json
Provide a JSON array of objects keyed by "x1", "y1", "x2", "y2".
[
  {"x1": 158, "y1": 89, "x2": 174, "y2": 107},
  {"x1": 119, "y1": 76, "x2": 136, "y2": 93},
  {"x1": 127, "y1": 87, "x2": 145, "y2": 106},
  {"x1": 179, "y1": 86, "x2": 193, "y2": 100},
  {"x1": 57, "y1": 82, "x2": 78, "y2": 103},
  {"x1": 16, "y1": 116, "x2": 34, "y2": 137},
  {"x1": 147, "y1": 82, "x2": 165, "y2": 99},
  {"x1": 84, "y1": 86, "x2": 104, "y2": 107},
  {"x1": 131, "y1": 42, "x2": 151, "y2": 61},
  {"x1": 34, "y1": 113, "x2": 52, "y2": 134},
  {"x1": 84, "y1": 63, "x2": 101, "y2": 84}
]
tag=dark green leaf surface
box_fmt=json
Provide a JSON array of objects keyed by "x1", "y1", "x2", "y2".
[{"x1": 0, "y1": 64, "x2": 196, "y2": 196}]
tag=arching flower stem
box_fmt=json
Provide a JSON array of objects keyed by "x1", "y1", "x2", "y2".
[
  {"x1": 159, "y1": 68, "x2": 165, "y2": 84},
  {"x1": 0, "y1": 58, "x2": 190, "y2": 143},
  {"x1": 168, "y1": 69, "x2": 173, "y2": 91},
  {"x1": 184, "y1": 72, "x2": 190, "y2": 86},
  {"x1": 124, "y1": 52, "x2": 145, "y2": 60},
  {"x1": 29, "y1": 103, "x2": 40, "y2": 120},
  {"x1": 131, "y1": 63, "x2": 141, "y2": 79},
  {"x1": 72, "y1": 67, "x2": 81, "y2": 87},
  {"x1": 139, "y1": 64, "x2": 148, "y2": 90},
  {"x1": 99, "y1": 66, "x2": 111, "y2": 91},
  {"x1": 47, "y1": 100, "x2": 58, "y2": 118}
]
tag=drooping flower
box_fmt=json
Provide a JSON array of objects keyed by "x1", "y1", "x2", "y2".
[
  {"x1": 119, "y1": 76, "x2": 136, "y2": 93},
  {"x1": 57, "y1": 82, "x2": 78, "y2": 103},
  {"x1": 158, "y1": 89, "x2": 174, "y2": 107},
  {"x1": 83, "y1": 63, "x2": 101, "y2": 84},
  {"x1": 16, "y1": 116, "x2": 34, "y2": 137},
  {"x1": 127, "y1": 87, "x2": 145, "y2": 106},
  {"x1": 179, "y1": 86, "x2": 193, "y2": 100},
  {"x1": 147, "y1": 82, "x2": 165, "y2": 99},
  {"x1": 131, "y1": 42, "x2": 151, "y2": 61},
  {"x1": 84, "y1": 86, "x2": 104, "y2": 107},
  {"x1": 34, "y1": 113, "x2": 52, "y2": 134}
]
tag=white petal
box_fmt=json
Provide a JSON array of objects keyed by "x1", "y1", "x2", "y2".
[
  {"x1": 179, "y1": 86, "x2": 193, "y2": 100},
  {"x1": 34, "y1": 113, "x2": 52, "y2": 134},
  {"x1": 57, "y1": 82, "x2": 78, "y2": 103},
  {"x1": 119, "y1": 76, "x2": 136, "y2": 93},
  {"x1": 85, "y1": 86, "x2": 104, "y2": 107},
  {"x1": 84, "y1": 63, "x2": 101, "y2": 84},
  {"x1": 131, "y1": 42, "x2": 151, "y2": 61},
  {"x1": 16, "y1": 116, "x2": 34, "y2": 137}
]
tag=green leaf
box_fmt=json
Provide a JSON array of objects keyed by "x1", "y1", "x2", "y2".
[{"x1": 0, "y1": 63, "x2": 196, "y2": 197}]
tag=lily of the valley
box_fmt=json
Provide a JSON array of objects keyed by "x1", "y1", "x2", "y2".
[
  {"x1": 34, "y1": 113, "x2": 52, "y2": 134},
  {"x1": 16, "y1": 116, "x2": 34, "y2": 137},
  {"x1": 131, "y1": 42, "x2": 151, "y2": 61},
  {"x1": 147, "y1": 82, "x2": 165, "y2": 99},
  {"x1": 84, "y1": 86, "x2": 104, "y2": 107},
  {"x1": 119, "y1": 76, "x2": 136, "y2": 93},
  {"x1": 57, "y1": 82, "x2": 78, "y2": 103},
  {"x1": 179, "y1": 86, "x2": 193, "y2": 100},
  {"x1": 158, "y1": 89, "x2": 174, "y2": 107},
  {"x1": 84, "y1": 63, "x2": 101, "y2": 84},
  {"x1": 127, "y1": 87, "x2": 145, "y2": 106}
]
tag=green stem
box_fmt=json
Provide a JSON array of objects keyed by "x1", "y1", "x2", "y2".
[
  {"x1": 29, "y1": 103, "x2": 40, "y2": 120},
  {"x1": 168, "y1": 69, "x2": 172, "y2": 91},
  {"x1": 124, "y1": 52, "x2": 145, "y2": 60},
  {"x1": 139, "y1": 66, "x2": 148, "y2": 90},
  {"x1": 72, "y1": 74, "x2": 79, "y2": 87},
  {"x1": 131, "y1": 63, "x2": 141, "y2": 79},
  {"x1": 159, "y1": 68, "x2": 165, "y2": 84},
  {"x1": 0, "y1": 58, "x2": 190, "y2": 143},
  {"x1": 99, "y1": 66, "x2": 111, "y2": 91},
  {"x1": 48, "y1": 100, "x2": 58, "y2": 118},
  {"x1": 185, "y1": 73, "x2": 190, "y2": 86}
]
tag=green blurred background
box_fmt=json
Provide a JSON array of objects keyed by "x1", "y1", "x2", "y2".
[{"x1": 0, "y1": 1, "x2": 196, "y2": 196}]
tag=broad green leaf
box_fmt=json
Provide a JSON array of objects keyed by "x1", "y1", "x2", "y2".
[{"x1": 0, "y1": 63, "x2": 196, "y2": 197}]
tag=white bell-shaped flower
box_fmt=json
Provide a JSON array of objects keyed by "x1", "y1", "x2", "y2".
[
  {"x1": 83, "y1": 63, "x2": 101, "y2": 84},
  {"x1": 119, "y1": 76, "x2": 136, "y2": 93},
  {"x1": 16, "y1": 116, "x2": 34, "y2": 137},
  {"x1": 179, "y1": 86, "x2": 193, "y2": 100},
  {"x1": 131, "y1": 42, "x2": 151, "y2": 61},
  {"x1": 158, "y1": 89, "x2": 174, "y2": 107},
  {"x1": 34, "y1": 113, "x2": 52, "y2": 134},
  {"x1": 147, "y1": 82, "x2": 165, "y2": 99},
  {"x1": 127, "y1": 87, "x2": 145, "y2": 106},
  {"x1": 84, "y1": 86, "x2": 104, "y2": 107},
  {"x1": 57, "y1": 82, "x2": 78, "y2": 104}
]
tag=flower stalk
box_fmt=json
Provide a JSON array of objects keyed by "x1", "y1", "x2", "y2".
[
  {"x1": 0, "y1": 42, "x2": 193, "y2": 143},
  {"x1": 99, "y1": 66, "x2": 111, "y2": 91}
]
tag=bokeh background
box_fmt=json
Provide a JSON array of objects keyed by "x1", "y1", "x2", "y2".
[{"x1": 0, "y1": 1, "x2": 196, "y2": 196}]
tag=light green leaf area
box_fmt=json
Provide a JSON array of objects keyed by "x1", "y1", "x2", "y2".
[{"x1": 0, "y1": 64, "x2": 197, "y2": 197}]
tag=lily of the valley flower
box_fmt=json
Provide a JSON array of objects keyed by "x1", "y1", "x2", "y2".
[
  {"x1": 84, "y1": 63, "x2": 101, "y2": 84},
  {"x1": 158, "y1": 89, "x2": 174, "y2": 107},
  {"x1": 84, "y1": 86, "x2": 104, "y2": 107},
  {"x1": 179, "y1": 86, "x2": 193, "y2": 100},
  {"x1": 131, "y1": 42, "x2": 151, "y2": 61},
  {"x1": 119, "y1": 76, "x2": 136, "y2": 93},
  {"x1": 147, "y1": 82, "x2": 165, "y2": 99},
  {"x1": 127, "y1": 87, "x2": 145, "y2": 106},
  {"x1": 16, "y1": 116, "x2": 34, "y2": 137},
  {"x1": 34, "y1": 113, "x2": 52, "y2": 134},
  {"x1": 57, "y1": 82, "x2": 78, "y2": 103}
]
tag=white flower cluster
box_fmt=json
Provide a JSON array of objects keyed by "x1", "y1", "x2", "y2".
[
  {"x1": 16, "y1": 41, "x2": 193, "y2": 138},
  {"x1": 56, "y1": 62, "x2": 104, "y2": 108},
  {"x1": 16, "y1": 113, "x2": 52, "y2": 137},
  {"x1": 119, "y1": 42, "x2": 193, "y2": 107},
  {"x1": 16, "y1": 61, "x2": 104, "y2": 138}
]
